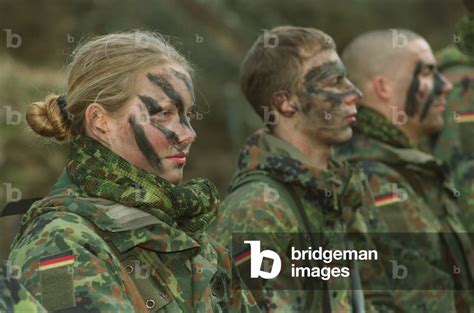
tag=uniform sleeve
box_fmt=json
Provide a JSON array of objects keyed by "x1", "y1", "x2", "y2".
[
  {"x1": 209, "y1": 182, "x2": 316, "y2": 313},
  {"x1": 358, "y1": 161, "x2": 458, "y2": 313},
  {"x1": 8, "y1": 211, "x2": 144, "y2": 312}
]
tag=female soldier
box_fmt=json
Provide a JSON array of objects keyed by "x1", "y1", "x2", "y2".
[{"x1": 8, "y1": 31, "x2": 258, "y2": 313}]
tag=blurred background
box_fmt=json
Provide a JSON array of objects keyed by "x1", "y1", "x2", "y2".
[{"x1": 0, "y1": 0, "x2": 466, "y2": 260}]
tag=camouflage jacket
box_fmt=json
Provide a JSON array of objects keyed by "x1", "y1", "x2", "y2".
[
  {"x1": 8, "y1": 169, "x2": 260, "y2": 313},
  {"x1": 336, "y1": 106, "x2": 474, "y2": 313},
  {"x1": 0, "y1": 263, "x2": 46, "y2": 313},
  {"x1": 209, "y1": 128, "x2": 396, "y2": 313},
  {"x1": 431, "y1": 45, "x2": 474, "y2": 230}
]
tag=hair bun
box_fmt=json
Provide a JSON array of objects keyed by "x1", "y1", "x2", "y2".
[{"x1": 25, "y1": 94, "x2": 70, "y2": 141}]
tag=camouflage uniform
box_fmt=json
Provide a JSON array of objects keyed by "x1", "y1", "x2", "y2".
[
  {"x1": 8, "y1": 135, "x2": 259, "y2": 312},
  {"x1": 429, "y1": 45, "x2": 474, "y2": 231},
  {"x1": 0, "y1": 263, "x2": 46, "y2": 313},
  {"x1": 209, "y1": 128, "x2": 397, "y2": 313},
  {"x1": 336, "y1": 106, "x2": 474, "y2": 313}
]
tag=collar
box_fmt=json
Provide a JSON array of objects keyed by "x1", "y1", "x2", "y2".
[
  {"x1": 353, "y1": 106, "x2": 413, "y2": 148},
  {"x1": 22, "y1": 169, "x2": 201, "y2": 254}
]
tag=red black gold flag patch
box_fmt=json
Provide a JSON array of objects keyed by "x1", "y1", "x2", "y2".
[
  {"x1": 234, "y1": 249, "x2": 251, "y2": 266},
  {"x1": 374, "y1": 193, "x2": 403, "y2": 207},
  {"x1": 455, "y1": 112, "x2": 474, "y2": 123},
  {"x1": 39, "y1": 251, "x2": 75, "y2": 271}
]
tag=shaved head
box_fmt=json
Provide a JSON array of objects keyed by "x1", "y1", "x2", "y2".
[{"x1": 342, "y1": 29, "x2": 422, "y2": 89}]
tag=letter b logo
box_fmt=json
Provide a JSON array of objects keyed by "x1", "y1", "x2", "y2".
[{"x1": 244, "y1": 240, "x2": 281, "y2": 279}]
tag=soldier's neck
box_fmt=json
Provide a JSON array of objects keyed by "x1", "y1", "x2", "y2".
[{"x1": 274, "y1": 128, "x2": 331, "y2": 170}]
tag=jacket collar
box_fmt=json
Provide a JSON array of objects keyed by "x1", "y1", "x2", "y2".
[{"x1": 22, "y1": 169, "x2": 201, "y2": 254}]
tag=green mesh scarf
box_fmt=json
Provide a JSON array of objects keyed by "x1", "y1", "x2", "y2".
[
  {"x1": 353, "y1": 106, "x2": 414, "y2": 148},
  {"x1": 66, "y1": 135, "x2": 219, "y2": 234}
]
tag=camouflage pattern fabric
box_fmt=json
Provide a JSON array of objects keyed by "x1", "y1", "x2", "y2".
[
  {"x1": 209, "y1": 128, "x2": 397, "y2": 313},
  {"x1": 67, "y1": 134, "x2": 219, "y2": 234},
  {"x1": 8, "y1": 135, "x2": 260, "y2": 312},
  {"x1": 336, "y1": 106, "x2": 474, "y2": 313},
  {"x1": 430, "y1": 45, "x2": 474, "y2": 232},
  {"x1": 0, "y1": 263, "x2": 46, "y2": 313}
]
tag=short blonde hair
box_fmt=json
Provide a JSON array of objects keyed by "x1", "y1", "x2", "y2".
[{"x1": 26, "y1": 31, "x2": 192, "y2": 141}]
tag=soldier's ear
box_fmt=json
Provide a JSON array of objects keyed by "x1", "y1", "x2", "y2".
[
  {"x1": 271, "y1": 90, "x2": 297, "y2": 117},
  {"x1": 84, "y1": 103, "x2": 111, "y2": 143},
  {"x1": 372, "y1": 76, "x2": 391, "y2": 101}
]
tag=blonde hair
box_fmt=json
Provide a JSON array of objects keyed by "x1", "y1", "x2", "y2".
[{"x1": 26, "y1": 31, "x2": 192, "y2": 142}]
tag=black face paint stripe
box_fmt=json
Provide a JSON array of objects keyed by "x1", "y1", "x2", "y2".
[
  {"x1": 146, "y1": 72, "x2": 195, "y2": 132},
  {"x1": 405, "y1": 61, "x2": 423, "y2": 117},
  {"x1": 304, "y1": 61, "x2": 346, "y2": 93},
  {"x1": 419, "y1": 71, "x2": 446, "y2": 120},
  {"x1": 128, "y1": 116, "x2": 161, "y2": 170},
  {"x1": 138, "y1": 95, "x2": 163, "y2": 115},
  {"x1": 147, "y1": 73, "x2": 185, "y2": 114},
  {"x1": 170, "y1": 69, "x2": 195, "y2": 103},
  {"x1": 149, "y1": 119, "x2": 179, "y2": 144},
  {"x1": 461, "y1": 76, "x2": 471, "y2": 94}
]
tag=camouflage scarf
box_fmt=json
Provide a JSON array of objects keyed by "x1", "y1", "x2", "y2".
[
  {"x1": 235, "y1": 129, "x2": 367, "y2": 213},
  {"x1": 353, "y1": 106, "x2": 413, "y2": 148},
  {"x1": 66, "y1": 135, "x2": 219, "y2": 234}
]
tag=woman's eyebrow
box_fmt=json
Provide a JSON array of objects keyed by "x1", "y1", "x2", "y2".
[
  {"x1": 138, "y1": 94, "x2": 163, "y2": 115},
  {"x1": 146, "y1": 72, "x2": 185, "y2": 115}
]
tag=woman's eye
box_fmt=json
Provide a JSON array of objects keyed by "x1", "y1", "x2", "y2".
[
  {"x1": 186, "y1": 111, "x2": 195, "y2": 120},
  {"x1": 156, "y1": 111, "x2": 171, "y2": 118}
]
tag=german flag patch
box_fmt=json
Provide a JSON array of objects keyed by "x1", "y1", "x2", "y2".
[
  {"x1": 374, "y1": 193, "x2": 403, "y2": 207},
  {"x1": 39, "y1": 250, "x2": 76, "y2": 311},
  {"x1": 39, "y1": 251, "x2": 75, "y2": 271},
  {"x1": 454, "y1": 112, "x2": 474, "y2": 123},
  {"x1": 234, "y1": 249, "x2": 251, "y2": 266}
]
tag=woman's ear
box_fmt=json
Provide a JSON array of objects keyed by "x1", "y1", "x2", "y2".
[
  {"x1": 84, "y1": 103, "x2": 110, "y2": 143},
  {"x1": 372, "y1": 76, "x2": 392, "y2": 101}
]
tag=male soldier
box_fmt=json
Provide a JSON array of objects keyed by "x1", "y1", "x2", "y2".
[
  {"x1": 337, "y1": 29, "x2": 474, "y2": 312},
  {"x1": 210, "y1": 26, "x2": 395, "y2": 313},
  {"x1": 0, "y1": 263, "x2": 46, "y2": 312},
  {"x1": 430, "y1": 45, "x2": 474, "y2": 232}
]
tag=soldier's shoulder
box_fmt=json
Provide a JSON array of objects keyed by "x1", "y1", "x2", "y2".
[
  {"x1": 219, "y1": 180, "x2": 299, "y2": 232},
  {"x1": 10, "y1": 210, "x2": 110, "y2": 264}
]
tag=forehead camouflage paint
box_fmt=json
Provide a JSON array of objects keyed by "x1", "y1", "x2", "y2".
[
  {"x1": 405, "y1": 61, "x2": 447, "y2": 120},
  {"x1": 170, "y1": 68, "x2": 195, "y2": 103},
  {"x1": 302, "y1": 60, "x2": 360, "y2": 113},
  {"x1": 138, "y1": 94, "x2": 179, "y2": 144},
  {"x1": 146, "y1": 72, "x2": 194, "y2": 129},
  {"x1": 138, "y1": 95, "x2": 162, "y2": 115},
  {"x1": 304, "y1": 61, "x2": 345, "y2": 88}
]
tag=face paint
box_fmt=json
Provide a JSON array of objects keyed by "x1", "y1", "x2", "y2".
[
  {"x1": 461, "y1": 76, "x2": 471, "y2": 94},
  {"x1": 419, "y1": 71, "x2": 446, "y2": 120},
  {"x1": 138, "y1": 94, "x2": 179, "y2": 144},
  {"x1": 405, "y1": 61, "x2": 447, "y2": 120},
  {"x1": 128, "y1": 115, "x2": 161, "y2": 170},
  {"x1": 405, "y1": 61, "x2": 423, "y2": 117},
  {"x1": 138, "y1": 94, "x2": 162, "y2": 115},
  {"x1": 170, "y1": 68, "x2": 195, "y2": 103},
  {"x1": 292, "y1": 55, "x2": 361, "y2": 146},
  {"x1": 146, "y1": 72, "x2": 194, "y2": 129},
  {"x1": 301, "y1": 60, "x2": 361, "y2": 115}
]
